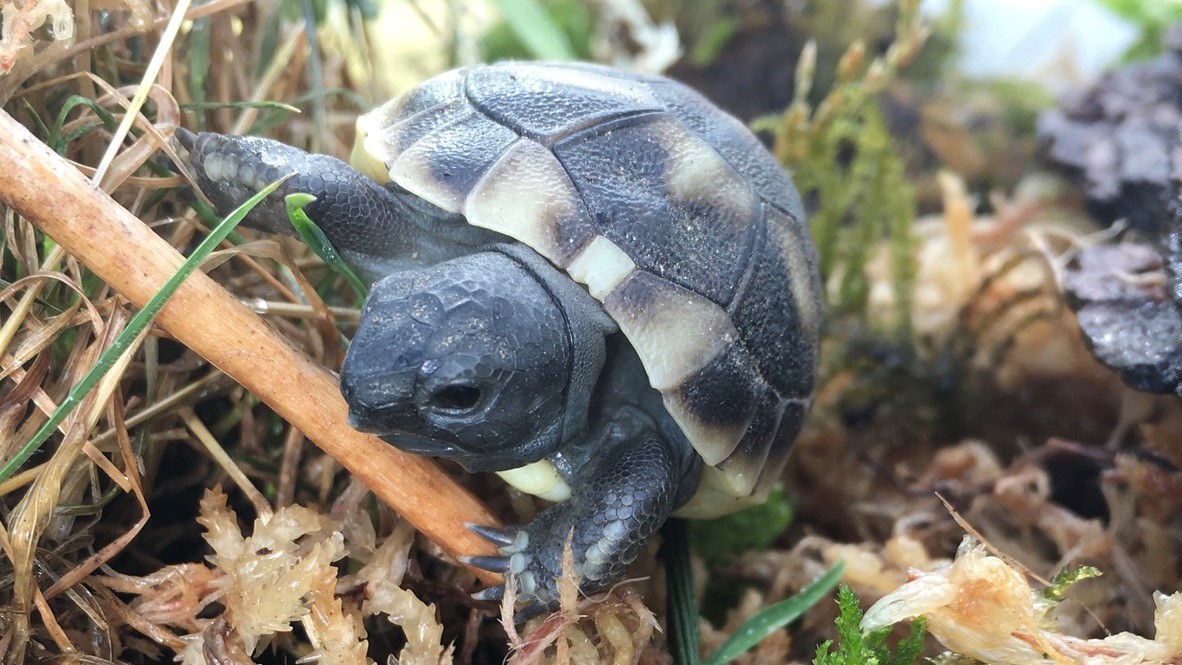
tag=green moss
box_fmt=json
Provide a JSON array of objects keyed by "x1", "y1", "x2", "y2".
[
  {"x1": 803, "y1": 101, "x2": 916, "y2": 323},
  {"x1": 1043, "y1": 564, "x2": 1103, "y2": 602},
  {"x1": 754, "y1": 0, "x2": 928, "y2": 334}
]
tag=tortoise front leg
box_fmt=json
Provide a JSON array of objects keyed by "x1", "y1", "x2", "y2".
[
  {"x1": 177, "y1": 130, "x2": 458, "y2": 277},
  {"x1": 467, "y1": 412, "x2": 701, "y2": 619}
]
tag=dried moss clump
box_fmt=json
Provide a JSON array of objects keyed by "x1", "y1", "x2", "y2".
[{"x1": 103, "y1": 486, "x2": 452, "y2": 664}]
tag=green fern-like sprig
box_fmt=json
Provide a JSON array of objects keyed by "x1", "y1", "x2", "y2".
[{"x1": 814, "y1": 585, "x2": 927, "y2": 665}]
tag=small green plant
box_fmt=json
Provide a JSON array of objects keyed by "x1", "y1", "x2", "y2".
[
  {"x1": 690, "y1": 484, "x2": 795, "y2": 565},
  {"x1": 753, "y1": 0, "x2": 929, "y2": 333},
  {"x1": 813, "y1": 585, "x2": 927, "y2": 665},
  {"x1": 1042, "y1": 564, "x2": 1103, "y2": 602},
  {"x1": 286, "y1": 192, "x2": 369, "y2": 303},
  {"x1": 1095, "y1": 0, "x2": 1182, "y2": 62}
]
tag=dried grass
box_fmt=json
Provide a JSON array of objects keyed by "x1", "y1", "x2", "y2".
[
  {"x1": 494, "y1": 533, "x2": 662, "y2": 665},
  {"x1": 0, "y1": 0, "x2": 502, "y2": 660}
]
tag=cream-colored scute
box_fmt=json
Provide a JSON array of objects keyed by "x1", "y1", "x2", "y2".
[
  {"x1": 674, "y1": 467, "x2": 767, "y2": 518},
  {"x1": 351, "y1": 116, "x2": 393, "y2": 184},
  {"x1": 463, "y1": 138, "x2": 585, "y2": 264},
  {"x1": 567, "y1": 236, "x2": 637, "y2": 300},
  {"x1": 606, "y1": 276, "x2": 737, "y2": 391}
]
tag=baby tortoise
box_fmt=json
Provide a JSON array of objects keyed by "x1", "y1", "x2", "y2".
[{"x1": 179, "y1": 61, "x2": 822, "y2": 615}]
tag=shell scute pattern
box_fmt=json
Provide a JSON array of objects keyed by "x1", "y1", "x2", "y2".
[
  {"x1": 382, "y1": 68, "x2": 465, "y2": 129},
  {"x1": 668, "y1": 343, "x2": 761, "y2": 465},
  {"x1": 552, "y1": 113, "x2": 759, "y2": 307},
  {"x1": 602, "y1": 270, "x2": 738, "y2": 393},
  {"x1": 757, "y1": 399, "x2": 808, "y2": 492},
  {"x1": 719, "y1": 397, "x2": 808, "y2": 495},
  {"x1": 388, "y1": 110, "x2": 518, "y2": 212},
  {"x1": 355, "y1": 62, "x2": 820, "y2": 497},
  {"x1": 712, "y1": 387, "x2": 781, "y2": 493},
  {"x1": 766, "y1": 207, "x2": 822, "y2": 352},
  {"x1": 464, "y1": 62, "x2": 665, "y2": 143},
  {"x1": 463, "y1": 137, "x2": 596, "y2": 265},
  {"x1": 729, "y1": 211, "x2": 816, "y2": 399},
  {"x1": 645, "y1": 78, "x2": 806, "y2": 219},
  {"x1": 370, "y1": 101, "x2": 470, "y2": 166}
]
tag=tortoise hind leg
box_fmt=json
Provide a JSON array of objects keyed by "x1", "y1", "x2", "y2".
[{"x1": 468, "y1": 407, "x2": 701, "y2": 618}]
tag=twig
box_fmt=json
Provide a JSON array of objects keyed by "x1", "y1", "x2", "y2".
[{"x1": 0, "y1": 111, "x2": 502, "y2": 583}]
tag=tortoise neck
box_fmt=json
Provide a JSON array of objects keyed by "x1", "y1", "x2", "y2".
[{"x1": 491, "y1": 243, "x2": 617, "y2": 445}]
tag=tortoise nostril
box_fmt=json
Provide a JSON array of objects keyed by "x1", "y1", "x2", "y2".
[{"x1": 345, "y1": 397, "x2": 418, "y2": 436}]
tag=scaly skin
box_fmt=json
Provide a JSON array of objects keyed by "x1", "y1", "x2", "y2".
[
  {"x1": 177, "y1": 129, "x2": 493, "y2": 279},
  {"x1": 181, "y1": 130, "x2": 703, "y2": 614},
  {"x1": 467, "y1": 411, "x2": 697, "y2": 618}
]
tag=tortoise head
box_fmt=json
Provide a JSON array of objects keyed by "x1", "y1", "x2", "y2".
[{"x1": 340, "y1": 250, "x2": 594, "y2": 472}]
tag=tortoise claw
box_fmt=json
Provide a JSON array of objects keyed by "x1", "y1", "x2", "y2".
[
  {"x1": 459, "y1": 555, "x2": 512, "y2": 574},
  {"x1": 174, "y1": 127, "x2": 198, "y2": 150},
  {"x1": 471, "y1": 585, "x2": 505, "y2": 602},
  {"x1": 467, "y1": 523, "x2": 530, "y2": 555},
  {"x1": 466, "y1": 523, "x2": 518, "y2": 548}
]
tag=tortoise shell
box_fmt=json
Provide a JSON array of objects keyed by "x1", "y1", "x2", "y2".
[{"x1": 350, "y1": 61, "x2": 821, "y2": 503}]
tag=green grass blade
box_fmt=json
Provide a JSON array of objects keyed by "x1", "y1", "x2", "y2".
[
  {"x1": 181, "y1": 100, "x2": 301, "y2": 114},
  {"x1": 0, "y1": 178, "x2": 286, "y2": 484},
  {"x1": 662, "y1": 518, "x2": 703, "y2": 665},
  {"x1": 487, "y1": 0, "x2": 577, "y2": 60},
  {"x1": 285, "y1": 193, "x2": 369, "y2": 302},
  {"x1": 704, "y1": 562, "x2": 845, "y2": 665},
  {"x1": 49, "y1": 96, "x2": 118, "y2": 154},
  {"x1": 691, "y1": 17, "x2": 740, "y2": 66},
  {"x1": 21, "y1": 99, "x2": 51, "y2": 138},
  {"x1": 60, "y1": 121, "x2": 114, "y2": 148}
]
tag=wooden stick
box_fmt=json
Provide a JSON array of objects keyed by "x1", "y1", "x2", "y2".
[{"x1": 0, "y1": 111, "x2": 502, "y2": 584}]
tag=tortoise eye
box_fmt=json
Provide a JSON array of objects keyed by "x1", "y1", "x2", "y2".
[{"x1": 430, "y1": 384, "x2": 482, "y2": 411}]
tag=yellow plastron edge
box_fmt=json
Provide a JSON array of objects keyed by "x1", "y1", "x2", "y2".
[
  {"x1": 496, "y1": 460, "x2": 573, "y2": 503},
  {"x1": 496, "y1": 463, "x2": 765, "y2": 517},
  {"x1": 674, "y1": 466, "x2": 768, "y2": 519}
]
